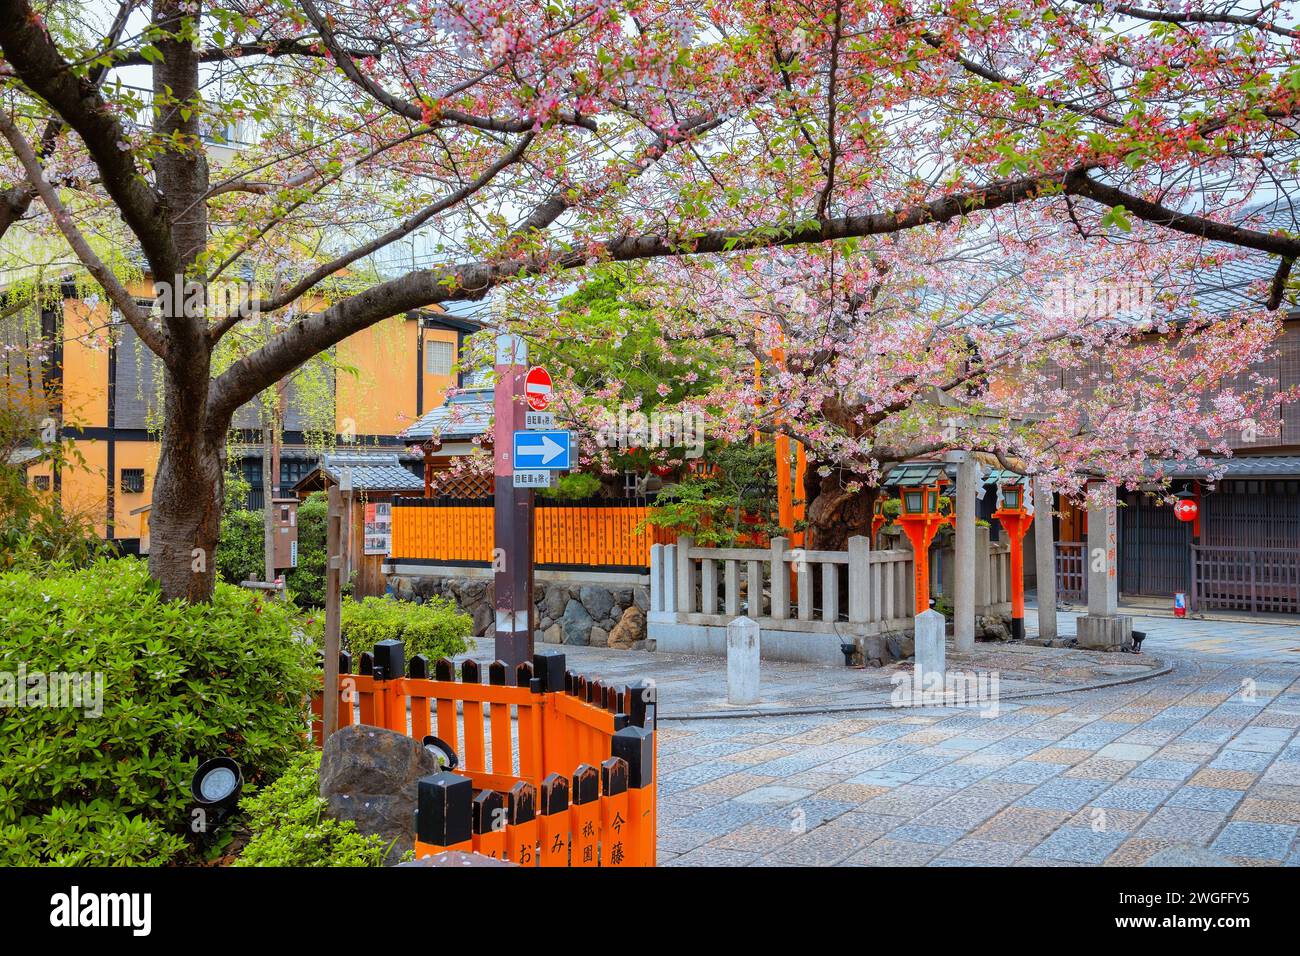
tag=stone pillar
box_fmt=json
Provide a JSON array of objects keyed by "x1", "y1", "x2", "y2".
[
  {"x1": 914, "y1": 608, "x2": 945, "y2": 692},
  {"x1": 726, "y1": 616, "x2": 760, "y2": 705},
  {"x1": 974, "y1": 524, "x2": 991, "y2": 611},
  {"x1": 953, "y1": 454, "x2": 977, "y2": 653},
  {"x1": 1076, "y1": 482, "x2": 1132, "y2": 650},
  {"x1": 847, "y1": 534, "x2": 869, "y2": 624},
  {"x1": 1032, "y1": 477, "x2": 1058, "y2": 642}
]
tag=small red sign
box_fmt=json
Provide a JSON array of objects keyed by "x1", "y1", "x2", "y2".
[{"x1": 525, "y1": 366, "x2": 553, "y2": 411}]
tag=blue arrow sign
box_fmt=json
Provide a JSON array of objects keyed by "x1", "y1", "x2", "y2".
[{"x1": 513, "y1": 430, "x2": 571, "y2": 470}]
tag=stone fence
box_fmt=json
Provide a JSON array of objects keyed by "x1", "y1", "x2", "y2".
[{"x1": 647, "y1": 535, "x2": 1011, "y2": 665}]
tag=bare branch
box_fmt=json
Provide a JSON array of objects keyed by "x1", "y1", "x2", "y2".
[{"x1": 0, "y1": 110, "x2": 167, "y2": 356}]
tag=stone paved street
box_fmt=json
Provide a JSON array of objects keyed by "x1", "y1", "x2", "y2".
[{"x1": 644, "y1": 615, "x2": 1300, "y2": 866}]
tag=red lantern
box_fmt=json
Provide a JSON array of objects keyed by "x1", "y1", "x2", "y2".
[{"x1": 1174, "y1": 497, "x2": 1199, "y2": 522}]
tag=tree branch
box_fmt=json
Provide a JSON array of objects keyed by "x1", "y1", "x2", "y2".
[
  {"x1": 0, "y1": 110, "x2": 167, "y2": 356},
  {"x1": 0, "y1": 0, "x2": 179, "y2": 280}
]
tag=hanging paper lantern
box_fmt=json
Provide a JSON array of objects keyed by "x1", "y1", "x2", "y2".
[{"x1": 1174, "y1": 497, "x2": 1199, "y2": 523}]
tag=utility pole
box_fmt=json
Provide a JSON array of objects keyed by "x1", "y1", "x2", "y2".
[{"x1": 492, "y1": 332, "x2": 534, "y2": 670}]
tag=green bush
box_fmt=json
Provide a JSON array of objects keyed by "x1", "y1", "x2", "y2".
[
  {"x1": 0, "y1": 557, "x2": 318, "y2": 866},
  {"x1": 216, "y1": 507, "x2": 264, "y2": 586},
  {"x1": 340, "y1": 595, "x2": 472, "y2": 662},
  {"x1": 539, "y1": 472, "x2": 603, "y2": 500},
  {"x1": 215, "y1": 491, "x2": 328, "y2": 608},
  {"x1": 234, "y1": 751, "x2": 390, "y2": 867}
]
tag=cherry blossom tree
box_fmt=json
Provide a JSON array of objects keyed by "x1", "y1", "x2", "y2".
[{"x1": 4, "y1": 0, "x2": 1300, "y2": 598}]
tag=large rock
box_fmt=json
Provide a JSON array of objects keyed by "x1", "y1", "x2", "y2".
[
  {"x1": 319, "y1": 725, "x2": 443, "y2": 865},
  {"x1": 560, "y1": 599, "x2": 593, "y2": 645},
  {"x1": 590, "y1": 626, "x2": 609, "y2": 648},
  {"x1": 542, "y1": 622, "x2": 563, "y2": 644},
  {"x1": 632, "y1": 587, "x2": 650, "y2": 612},
  {"x1": 471, "y1": 602, "x2": 494, "y2": 637},
  {"x1": 579, "y1": 585, "x2": 615, "y2": 622},
  {"x1": 543, "y1": 585, "x2": 569, "y2": 621},
  {"x1": 608, "y1": 605, "x2": 645, "y2": 649}
]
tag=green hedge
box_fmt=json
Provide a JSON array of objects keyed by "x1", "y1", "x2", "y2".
[
  {"x1": 0, "y1": 557, "x2": 318, "y2": 865},
  {"x1": 234, "y1": 751, "x2": 390, "y2": 867},
  {"x1": 340, "y1": 595, "x2": 472, "y2": 662}
]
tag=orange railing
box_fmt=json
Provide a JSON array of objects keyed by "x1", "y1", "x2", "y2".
[
  {"x1": 390, "y1": 497, "x2": 674, "y2": 569},
  {"x1": 312, "y1": 643, "x2": 657, "y2": 867}
]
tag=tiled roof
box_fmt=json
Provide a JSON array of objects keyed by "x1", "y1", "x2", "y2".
[
  {"x1": 294, "y1": 453, "x2": 424, "y2": 492},
  {"x1": 400, "y1": 387, "x2": 494, "y2": 442},
  {"x1": 1161, "y1": 455, "x2": 1300, "y2": 479},
  {"x1": 1181, "y1": 198, "x2": 1300, "y2": 319}
]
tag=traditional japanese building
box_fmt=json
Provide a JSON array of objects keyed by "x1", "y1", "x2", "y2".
[{"x1": 2, "y1": 281, "x2": 479, "y2": 553}]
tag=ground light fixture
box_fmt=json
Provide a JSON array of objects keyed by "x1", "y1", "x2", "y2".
[
  {"x1": 422, "y1": 735, "x2": 459, "y2": 771},
  {"x1": 189, "y1": 756, "x2": 243, "y2": 840}
]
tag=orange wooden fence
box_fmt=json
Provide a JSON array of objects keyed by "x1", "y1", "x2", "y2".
[
  {"x1": 390, "y1": 497, "x2": 674, "y2": 568},
  {"x1": 312, "y1": 643, "x2": 657, "y2": 867}
]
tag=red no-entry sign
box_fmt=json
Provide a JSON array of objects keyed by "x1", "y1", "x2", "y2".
[{"x1": 525, "y1": 366, "x2": 553, "y2": 411}]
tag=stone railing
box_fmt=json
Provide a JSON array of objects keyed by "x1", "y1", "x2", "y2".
[{"x1": 647, "y1": 534, "x2": 1012, "y2": 665}]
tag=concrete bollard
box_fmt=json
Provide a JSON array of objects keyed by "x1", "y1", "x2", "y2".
[
  {"x1": 914, "y1": 609, "x2": 945, "y2": 693},
  {"x1": 726, "y1": 616, "x2": 760, "y2": 705}
]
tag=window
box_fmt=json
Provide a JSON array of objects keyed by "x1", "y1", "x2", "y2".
[
  {"x1": 280, "y1": 458, "x2": 314, "y2": 488},
  {"x1": 32, "y1": 475, "x2": 50, "y2": 491},
  {"x1": 121, "y1": 468, "x2": 145, "y2": 494},
  {"x1": 425, "y1": 339, "x2": 454, "y2": 376}
]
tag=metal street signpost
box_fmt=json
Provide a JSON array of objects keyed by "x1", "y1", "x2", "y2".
[
  {"x1": 494, "y1": 333, "x2": 534, "y2": 670},
  {"x1": 512, "y1": 430, "x2": 571, "y2": 470}
]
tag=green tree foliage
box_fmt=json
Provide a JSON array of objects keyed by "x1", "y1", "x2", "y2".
[
  {"x1": 641, "y1": 441, "x2": 780, "y2": 546},
  {"x1": 234, "y1": 751, "x2": 390, "y2": 867},
  {"x1": 0, "y1": 558, "x2": 317, "y2": 865}
]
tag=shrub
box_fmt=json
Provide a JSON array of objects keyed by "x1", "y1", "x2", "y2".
[
  {"x1": 215, "y1": 491, "x2": 328, "y2": 608},
  {"x1": 234, "y1": 751, "x2": 390, "y2": 867},
  {"x1": 340, "y1": 595, "x2": 472, "y2": 662},
  {"x1": 216, "y1": 507, "x2": 264, "y2": 586},
  {"x1": 539, "y1": 472, "x2": 603, "y2": 500},
  {"x1": 0, "y1": 557, "x2": 318, "y2": 866}
]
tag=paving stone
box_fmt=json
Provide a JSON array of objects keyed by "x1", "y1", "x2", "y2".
[
  {"x1": 1097, "y1": 743, "x2": 1158, "y2": 761},
  {"x1": 1209, "y1": 822, "x2": 1298, "y2": 861},
  {"x1": 1211, "y1": 750, "x2": 1276, "y2": 771},
  {"x1": 1092, "y1": 784, "x2": 1173, "y2": 812},
  {"x1": 1068, "y1": 807, "x2": 1148, "y2": 832},
  {"x1": 846, "y1": 839, "x2": 941, "y2": 866},
  {"x1": 936, "y1": 839, "x2": 1033, "y2": 865},
  {"x1": 1230, "y1": 799, "x2": 1300, "y2": 825},
  {"x1": 991, "y1": 761, "x2": 1071, "y2": 784},
  {"x1": 762, "y1": 822, "x2": 878, "y2": 865},
  {"x1": 662, "y1": 846, "x2": 758, "y2": 867},
  {"x1": 1189, "y1": 768, "x2": 1259, "y2": 790},
  {"x1": 1128, "y1": 759, "x2": 1202, "y2": 781},
  {"x1": 1135, "y1": 807, "x2": 1228, "y2": 844},
  {"x1": 1029, "y1": 826, "x2": 1127, "y2": 864},
  {"x1": 1016, "y1": 778, "x2": 1108, "y2": 811},
  {"x1": 1166, "y1": 786, "x2": 1246, "y2": 812},
  {"x1": 1103, "y1": 837, "x2": 1176, "y2": 866},
  {"x1": 973, "y1": 807, "x2": 1073, "y2": 843},
  {"x1": 727, "y1": 784, "x2": 814, "y2": 806}
]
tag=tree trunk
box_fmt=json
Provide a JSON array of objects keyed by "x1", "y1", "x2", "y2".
[
  {"x1": 804, "y1": 462, "x2": 876, "y2": 551},
  {"x1": 147, "y1": 363, "x2": 226, "y2": 602}
]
